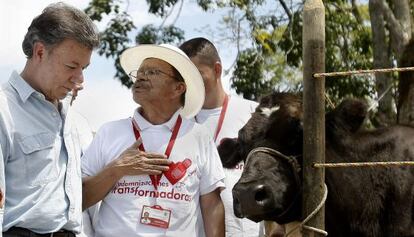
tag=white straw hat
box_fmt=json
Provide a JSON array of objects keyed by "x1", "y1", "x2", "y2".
[{"x1": 120, "y1": 44, "x2": 205, "y2": 119}]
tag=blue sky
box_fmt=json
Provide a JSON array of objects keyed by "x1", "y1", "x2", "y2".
[{"x1": 0, "y1": 0, "x2": 238, "y2": 131}]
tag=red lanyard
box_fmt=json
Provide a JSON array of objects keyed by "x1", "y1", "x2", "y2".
[
  {"x1": 131, "y1": 115, "x2": 182, "y2": 190},
  {"x1": 214, "y1": 94, "x2": 229, "y2": 142}
]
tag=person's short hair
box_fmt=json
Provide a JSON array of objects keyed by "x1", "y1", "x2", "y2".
[
  {"x1": 171, "y1": 65, "x2": 186, "y2": 105},
  {"x1": 22, "y1": 2, "x2": 100, "y2": 58},
  {"x1": 179, "y1": 37, "x2": 221, "y2": 67}
]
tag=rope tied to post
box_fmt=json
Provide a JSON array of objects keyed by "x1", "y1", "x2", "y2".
[
  {"x1": 313, "y1": 66, "x2": 414, "y2": 78},
  {"x1": 313, "y1": 161, "x2": 414, "y2": 168},
  {"x1": 285, "y1": 183, "x2": 328, "y2": 237}
]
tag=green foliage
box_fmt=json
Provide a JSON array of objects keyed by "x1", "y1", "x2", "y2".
[
  {"x1": 85, "y1": 0, "x2": 185, "y2": 87},
  {"x1": 136, "y1": 25, "x2": 185, "y2": 44},
  {"x1": 97, "y1": 12, "x2": 135, "y2": 87},
  {"x1": 86, "y1": 0, "x2": 407, "y2": 106},
  {"x1": 98, "y1": 13, "x2": 135, "y2": 58},
  {"x1": 278, "y1": 11, "x2": 302, "y2": 67},
  {"x1": 213, "y1": 0, "x2": 377, "y2": 103},
  {"x1": 231, "y1": 49, "x2": 268, "y2": 100},
  {"x1": 226, "y1": 0, "x2": 266, "y2": 9},
  {"x1": 324, "y1": 2, "x2": 374, "y2": 101},
  {"x1": 85, "y1": 0, "x2": 136, "y2": 86},
  {"x1": 146, "y1": 0, "x2": 179, "y2": 17},
  {"x1": 196, "y1": 0, "x2": 214, "y2": 11},
  {"x1": 278, "y1": 1, "x2": 374, "y2": 103},
  {"x1": 214, "y1": 0, "x2": 303, "y2": 98},
  {"x1": 85, "y1": 0, "x2": 117, "y2": 21},
  {"x1": 231, "y1": 46, "x2": 301, "y2": 100}
]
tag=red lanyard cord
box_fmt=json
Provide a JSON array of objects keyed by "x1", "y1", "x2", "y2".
[
  {"x1": 131, "y1": 115, "x2": 182, "y2": 189},
  {"x1": 214, "y1": 94, "x2": 229, "y2": 142}
]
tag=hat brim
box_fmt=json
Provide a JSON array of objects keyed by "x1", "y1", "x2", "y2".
[{"x1": 120, "y1": 44, "x2": 205, "y2": 119}]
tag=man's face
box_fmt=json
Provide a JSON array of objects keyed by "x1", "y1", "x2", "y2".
[
  {"x1": 37, "y1": 39, "x2": 92, "y2": 101},
  {"x1": 190, "y1": 56, "x2": 218, "y2": 103},
  {"x1": 132, "y1": 58, "x2": 185, "y2": 106}
]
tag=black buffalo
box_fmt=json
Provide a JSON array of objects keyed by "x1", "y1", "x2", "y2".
[{"x1": 218, "y1": 92, "x2": 414, "y2": 237}]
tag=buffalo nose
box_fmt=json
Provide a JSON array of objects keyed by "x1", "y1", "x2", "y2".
[
  {"x1": 233, "y1": 182, "x2": 273, "y2": 217},
  {"x1": 254, "y1": 184, "x2": 270, "y2": 205}
]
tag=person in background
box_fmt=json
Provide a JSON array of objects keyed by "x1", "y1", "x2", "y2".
[
  {"x1": 180, "y1": 37, "x2": 286, "y2": 237},
  {"x1": 73, "y1": 112, "x2": 96, "y2": 237},
  {"x1": 0, "y1": 2, "x2": 99, "y2": 236},
  {"x1": 81, "y1": 44, "x2": 225, "y2": 237}
]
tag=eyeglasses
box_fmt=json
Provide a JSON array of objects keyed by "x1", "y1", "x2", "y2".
[{"x1": 128, "y1": 69, "x2": 176, "y2": 83}]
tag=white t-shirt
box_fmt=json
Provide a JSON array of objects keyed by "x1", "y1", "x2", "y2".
[
  {"x1": 196, "y1": 95, "x2": 260, "y2": 237},
  {"x1": 69, "y1": 110, "x2": 95, "y2": 237},
  {"x1": 81, "y1": 110, "x2": 225, "y2": 237}
]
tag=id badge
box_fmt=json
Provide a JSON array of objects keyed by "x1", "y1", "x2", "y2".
[{"x1": 140, "y1": 205, "x2": 172, "y2": 229}]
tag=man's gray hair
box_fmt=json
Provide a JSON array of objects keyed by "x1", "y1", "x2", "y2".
[{"x1": 22, "y1": 2, "x2": 100, "y2": 58}]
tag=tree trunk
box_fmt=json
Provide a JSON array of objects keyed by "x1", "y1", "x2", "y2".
[
  {"x1": 375, "y1": 0, "x2": 410, "y2": 56},
  {"x1": 397, "y1": 40, "x2": 414, "y2": 125},
  {"x1": 369, "y1": 0, "x2": 412, "y2": 125},
  {"x1": 386, "y1": 0, "x2": 414, "y2": 124},
  {"x1": 369, "y1": 0, "x2": 394, "y2": 126},
  {"x1": 391, "y1": 0, "x2": 412, "y2": 52}
]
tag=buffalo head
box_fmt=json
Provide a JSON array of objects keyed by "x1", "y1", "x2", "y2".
[{"x1": 218, "y1": 92, "x2": 367, "y2": 224}]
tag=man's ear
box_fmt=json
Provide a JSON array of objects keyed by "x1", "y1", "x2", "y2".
[
  {"x1": 172, "y1": 82, "x2": 186, "y2": 99},
  {"x1": 32, "y1": 41, "x2": 47, "y2": 62},
  {"x1": 217, "y1": 138, "x2": 244, "y2": 168},
  {"x1": 214, "y1": 61, "x2": 222, "y2": 80}
]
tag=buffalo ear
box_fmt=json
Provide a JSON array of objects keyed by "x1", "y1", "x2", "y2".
[
  {"x1": 217, "y1": 138, "x2": 244, "y2": 168},
  {"x1": 327, "y1": 98, "x2": 367, "y2": 133}
]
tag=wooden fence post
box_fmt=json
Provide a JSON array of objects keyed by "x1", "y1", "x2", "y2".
[{"x1": 302, "y1": 0, "x2": 325, "y2": 237}]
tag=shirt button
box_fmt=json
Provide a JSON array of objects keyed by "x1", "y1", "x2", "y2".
[{"x1": 52, "y1": 112, "x2": 58, "y2": 117}]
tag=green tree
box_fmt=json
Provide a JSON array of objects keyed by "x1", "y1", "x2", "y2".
[
  {"x1": 85, "y1": 0, "x2": 413, "y2": 125},
  {"x1": 84, "y1": 0, "x2": 185, "y2": 88}
]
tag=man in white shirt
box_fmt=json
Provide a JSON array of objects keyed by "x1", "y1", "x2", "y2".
[
  {"x1": 180, "y1": 38, "x2": 285, "y2": 237},
  {"x1": 81, "y1": 44, "x2": 225, "y2": 237}
]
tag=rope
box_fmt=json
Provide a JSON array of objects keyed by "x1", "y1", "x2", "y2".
[
  {"x1": 245, "y1": 147, "x2": 301, "y2": 173},
  {"x1": 313, "y1": 66, "x2": 414, "y2": 78},
  {"x1": 285, "y1": 184, "x2": 328, "y2": 237},
  {"x1": 368, "y1": 82, "x2": 394, "y2": 112},
  {"x1": 313, "y1": 161, "x2": 414, "y2": 168},
  {"x1": 324, "y1": 93, "x2": 335, "y2": 109}
]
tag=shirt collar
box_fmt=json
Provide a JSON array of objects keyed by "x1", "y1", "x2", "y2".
[
  {"x1": 9, "y1": 71, "x2": 39, "y2": 103},
  {"x1": 133, "y1": 108, "x2": 181, "y2": 132}
]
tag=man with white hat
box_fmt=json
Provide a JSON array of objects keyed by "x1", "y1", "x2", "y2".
[{"x1": 81, "y1": 44, "x2": 225, "y2": 237}]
